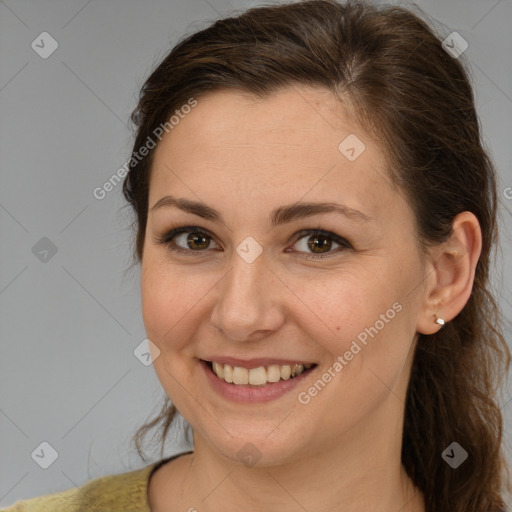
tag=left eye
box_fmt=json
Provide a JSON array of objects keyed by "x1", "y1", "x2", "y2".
[
  {"x1": 291, "y1": 229, "x2": 351, "y2": 259},
  {"x1": 155, "y1": 226, "x2": 351, "y2": 259}
]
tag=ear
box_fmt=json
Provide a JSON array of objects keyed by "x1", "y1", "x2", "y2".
[{"x1": 416, "y1": 211, "x2": 482, "y2": 335}]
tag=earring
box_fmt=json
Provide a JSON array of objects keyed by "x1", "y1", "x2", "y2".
[{"x1": 434, "y1": 315, "x2": 445, "y2": 326}]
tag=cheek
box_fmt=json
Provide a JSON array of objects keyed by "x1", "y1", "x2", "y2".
[
  {"x1": 291, "y1": 266, "x2": 415, "y2": 384},
  {"x1": 141, "y1": 260, "x2": 192, "y2": 346},
  {"x1": 288, "y1": 270, "x2": 394, "y2": 346},
  {"x1": 140, "y1": 258, "x2": 221, "y2": 352}
]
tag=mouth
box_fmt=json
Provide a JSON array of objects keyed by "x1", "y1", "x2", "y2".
[{"x1": 202, "y1": 359, "x2": 318, "y2": 387}]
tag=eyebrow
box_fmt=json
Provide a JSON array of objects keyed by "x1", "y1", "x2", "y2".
[{"x1": 150, "y1": 195, "x2": 372, "y2": 228}]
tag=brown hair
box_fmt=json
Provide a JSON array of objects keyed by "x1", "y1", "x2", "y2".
[{"x1": 121, "y1": 1, "x2": 511, "y2": 509}]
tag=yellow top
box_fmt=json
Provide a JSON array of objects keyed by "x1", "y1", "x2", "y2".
[{"x1": 0, "y1": 451, "x2": 193, "y2": 512}]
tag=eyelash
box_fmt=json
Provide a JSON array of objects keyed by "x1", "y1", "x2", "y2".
[{"x1": 154, "y1": 225, "x2": 352, "y2": 260}]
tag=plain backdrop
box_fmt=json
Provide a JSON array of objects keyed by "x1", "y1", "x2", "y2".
[{"x1": 1, "y1": 0, "x2": 511, "y2": 507}]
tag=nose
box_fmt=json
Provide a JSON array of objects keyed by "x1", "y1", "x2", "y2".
[{"x1": 210, "y1": 253, "x2": 286, "y2": 342}]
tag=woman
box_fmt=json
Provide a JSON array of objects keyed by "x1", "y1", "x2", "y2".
[{"x1": 3, "y1": 0, "x2": 510, "y2": 511}]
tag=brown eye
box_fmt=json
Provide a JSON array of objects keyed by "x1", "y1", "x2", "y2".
[
  {"x1": 182, "y1": 231, "x2": 211, "y2": 250},
  {"x1": 155, "y1": 226, "x2": 220, "y2": 256},
  {"x1": 290, "y1": 229, "x2": 352, "y2": 259},
  {"x1": 156, "y1": 226, "x2": 351, "y2": 259}
]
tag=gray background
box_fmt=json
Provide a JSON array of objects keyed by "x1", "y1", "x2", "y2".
[{"x1": 1, "y1": 0, "x2": 511, "y2": 506}]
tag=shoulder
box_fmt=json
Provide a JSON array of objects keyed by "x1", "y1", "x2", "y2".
[{"x1": 0, "y1": 463, "x2": 157, "y2": 512}]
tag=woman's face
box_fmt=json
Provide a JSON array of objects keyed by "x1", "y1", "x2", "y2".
[{"x1": 141, "y1": 86, "x2": 428, "y2": 466}]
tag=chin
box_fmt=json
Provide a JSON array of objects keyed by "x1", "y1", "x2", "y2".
[{"x1": 197, "y1": 422, "x2": 316, "y2": 469}]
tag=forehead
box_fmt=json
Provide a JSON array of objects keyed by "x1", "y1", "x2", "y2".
[{"x1": 149, "y1": 86, "x2": 406, "y2": 228}]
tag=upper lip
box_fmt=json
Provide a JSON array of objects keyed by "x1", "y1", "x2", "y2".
[{"x1": 201, "y1": 357, "x2": 317, "y2": 369}]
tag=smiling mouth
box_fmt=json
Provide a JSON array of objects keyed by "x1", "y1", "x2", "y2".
[{"x1": 203, "y1": 360, "x2": 318, "y2": 387}]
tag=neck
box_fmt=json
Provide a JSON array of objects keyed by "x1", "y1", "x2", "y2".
[{"x1": 173, "y1": 410, "x2": 424, "y2": 512}]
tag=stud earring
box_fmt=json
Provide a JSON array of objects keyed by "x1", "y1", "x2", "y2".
[{"x1": 434, "y1": 315, "x2": 445, "y2": 326}]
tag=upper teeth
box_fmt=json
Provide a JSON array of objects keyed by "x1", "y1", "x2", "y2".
[{"x1": 211, "y1": 362, "x2": 313, "y2": 386}]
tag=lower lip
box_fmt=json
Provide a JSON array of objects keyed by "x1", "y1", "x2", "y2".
[{"x1": 200, "y1": 360, "x2": 317, "y2": 403}]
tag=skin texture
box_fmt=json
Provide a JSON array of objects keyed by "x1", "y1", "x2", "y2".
[{"x1": 141, "y1": 85, "x2": 482, "y2": 512}]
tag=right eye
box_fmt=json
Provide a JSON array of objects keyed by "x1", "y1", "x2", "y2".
[{"x1": 155, "y1": 226, "x2": 220, "y2": 256}]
